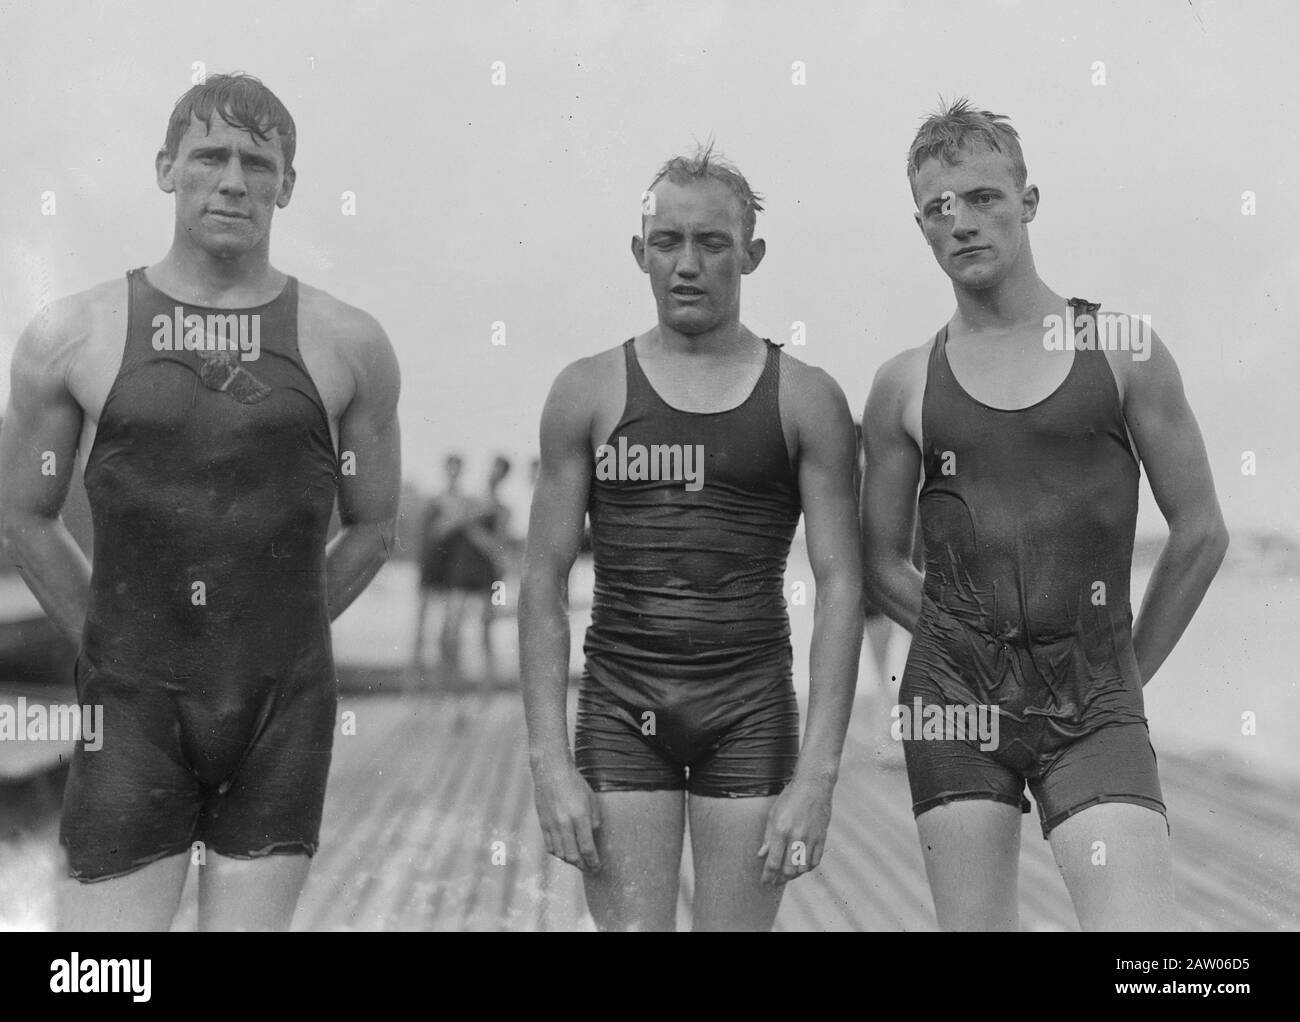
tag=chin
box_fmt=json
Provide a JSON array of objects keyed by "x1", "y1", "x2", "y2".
[
  {"x1": 204, "y1": 229, "x2": 259, "y2": 256},
  {"x1": 208, "y1": 241, "x2": 256, "y2": 263},
  {"x1": 950, "y1": 265, "x2": 1002, "y2": 290},
  {"x1": 670, "y1": 315, "x2": 718, "y2": 336}
]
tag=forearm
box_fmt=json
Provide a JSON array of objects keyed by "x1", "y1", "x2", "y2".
[
  {"x1": 868, "y1": 557, "x2": 924, "y2": 632},
  {"x1": 519, "y1": 573, "x2": 574, "y2": 767},
  {"x1": 794, "y1": 574, "x2": 864, "y2": 782},
  {"x1": 1, "y1": 513, "x2": 91, "y2": 643},
  {"x1": 325, "y1": 516, "x2": 396, "y2": 621},
  {"x1": 1132, "y1": 520, "x2": 1229, "y2": 684}
]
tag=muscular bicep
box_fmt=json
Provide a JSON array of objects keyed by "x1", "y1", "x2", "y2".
[
  {"x1": 1123, "y1": 333, "x2": 1223, "y2": 529},
  {"x1": 794, "y1": 372, "x2": 861, "y2": 583},
  {"x1": 860, "y1": 362, "x2": 923, "y2": 571},
  {"x1": 0, "y1": 316, "x2": 83, "y2": 523},
  {"x1": 335, "y1": 324, "x2": 401, "y2": 529},
  {"x1": 523, "y1": 368, "x2": 594, "y2": 581}
]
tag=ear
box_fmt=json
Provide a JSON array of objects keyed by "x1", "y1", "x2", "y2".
[
  {"x1": 741, "y1": 237, "x2": 766, "y2": 274},
  {"x1": 914, "y1": 208, "x2": 925, "y2": 238},
  {"x1": 1021, "y1": 183, "x2": 1039, "y2": 224},
  {"x1": 156, "y1": 149, "x2": 177, "y2": 194},
  {"x1": 276, "y1": 165, "x2": 297, "y2": 209},
  {"x1": 630, "y1": 234, "x2": 648, "y2": 272}
]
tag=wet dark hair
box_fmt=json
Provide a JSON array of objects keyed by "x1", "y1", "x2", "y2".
[{"x1": 163, "y1": 72, "x2": 297, "y2": 171}]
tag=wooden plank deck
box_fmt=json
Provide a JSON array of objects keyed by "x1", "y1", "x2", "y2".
[
  {"x1": 3, "y1": 687, "x2": 1294, "y2": 931},
  {"x1": 166, "y1": 691, "x2": 1300, "y2": 932}
]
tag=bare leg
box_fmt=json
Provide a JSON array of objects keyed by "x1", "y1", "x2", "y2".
[
  {"x1": 57, "y1": 852, "x2": 190, "y2": 932},
  {"x1": 197, "y1": 851, "x2": 312, "y2": 932},
  {"x1": 862, "y1": 615, "x2": 901, "y2": 755},
  {"x1": 863, "y1": 614, "x2": 893, "y2": 690},
  {"x1": 479, "y1": 593, "x2": 497, "y2": 682},
  {"x1": 439, "y1": 590, "x2": 467, "y2": 683},
  {"x1": 583, "y1": 791, "x2": 685, "y2": 932},
  {"x1": 688, "y1": 794, "x2": 784, "y2": 932},
  {"x1": 1049, "y1": 802, "x2": 1178, "y2": 931},
  {"x1": 915, "y1": 800, "x2": 1022, "y2": 930},
  {"x1": 412, "y1": 587, "x2": 432, "y2": 673}
]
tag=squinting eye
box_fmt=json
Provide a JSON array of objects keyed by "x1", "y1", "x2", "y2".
[{"x1": 974, "y1": 193, "x2": 994, "y2": 205}]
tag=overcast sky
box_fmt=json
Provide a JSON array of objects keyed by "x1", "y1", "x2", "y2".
[{"x1": 2, "y1": 0, "x2": 1295, "y2": 534}]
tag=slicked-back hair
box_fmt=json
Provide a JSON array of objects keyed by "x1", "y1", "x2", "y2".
[
  {"x1": 645, "y1": 141, "x2": 765, "y2": 242},
  {"x1": 906, "y1": 97, "x2": 1027, "y2": 201},
  {"x1": 163, "y1": 72, "x2": 297, "y2": 172}
]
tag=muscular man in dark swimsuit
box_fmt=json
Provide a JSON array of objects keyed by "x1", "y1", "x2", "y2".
[
  {"x1": 861, "y1": 99, "x2": 1228, "y2": 930},
  {"x1": 521, "y1": 145, "x2": 862, "y2": 931},
  {"x1": 0, "y1": 74, "x2": 401, "y2": 930}
]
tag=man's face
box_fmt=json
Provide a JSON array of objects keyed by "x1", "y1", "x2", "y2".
[
  {"x1": 632, "y1": 178, "x2": 763, "y2": 336},
  {"x1": 913, "y1": 146, "x2": 1035, "y2": 290},
  {"x1": 156, "y1": 113, "x2": 295, "y2": 258}
]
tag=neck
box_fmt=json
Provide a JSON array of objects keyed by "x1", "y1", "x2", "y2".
[
  {"x1": 652, "y1": 316, "x2": 752, "y2": 356},
  {"x1": 950, "y1": 239, "x2": 1061, "y2": 333},
  {"x1": 155, "y1": 231, "x2": 279, "y2": 303}
]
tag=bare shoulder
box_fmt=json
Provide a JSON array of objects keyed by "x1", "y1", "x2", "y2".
[
  {"x1": 866, "y1": 339, "x2": 931, "y2": 412},
  {"x1": 70, "y1": 277, "x2": 130, "y2": 325},
  {"x1": 541, "y1": 344, "x2": 628, "y2": 452},
  {"x1": 1090, "y1": 306, "x2": 1176, "y2": 401},
  {"x1": 14, "y1": 277, "x2": 128, "y2": 384},
  {"x1": 547, "y1": 344, "x2": 624, "y2": 405},
  {"x1": 772, "y1": 350, "x2": 854, "y2": 470},
  {"x1": 293, "y1": 283, "x2": 398, "y2": 426},
  {"x1": 877, "y1": 339, "x2": 931, "y2": 389},
  {"x1": 775, "y1": 347, "x2": 849, "y2": 410},
  {"x1": 297, "y1": 282, "x2": 392, "y2": 365},
  {"x1": 859, "y1": 338, "x2": 934, "y2": 452}
]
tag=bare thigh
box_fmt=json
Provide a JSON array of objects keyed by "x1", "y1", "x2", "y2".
[
  {"x1": 197, "y1": 851, "x2": 313, "y2": 932},
  {"x1": 58, "y1": 852, "x2": 190, "y2": 932},
  {"x1": 688, "y1": 794, "x2": 783, "y2": 932},
  {"x1": 1049, "y1": 802, "x2": 1178, "y2": 931},
  {"x1": 583, "y1": 790, "x2": 685, "y2": 932},
  {"x1": 915, "y1": 799, "x2": 1022, "y2": 931}
]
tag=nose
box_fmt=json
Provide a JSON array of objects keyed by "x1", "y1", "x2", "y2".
[
  {"x1": 217, "y1": 155, "x2": 248, "y2": 196},
  {"x1": 949, "y1": 199, "x2": 978, "y2": 238},
  {"x1": 675, "y1": 240, "x2": 701, "y2": 276}
]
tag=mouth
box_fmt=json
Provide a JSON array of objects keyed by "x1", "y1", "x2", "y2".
[
  {"x1": 670, "y1": 285, "x2": 706, "y2": 299},
  {"x1": 206, "y1": 209, "x2": 250, "y2": 221},
  {"x1": 952, "y1": 246, "x2": 989, "y2": 258}
]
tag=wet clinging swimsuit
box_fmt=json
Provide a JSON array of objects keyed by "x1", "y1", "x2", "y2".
[
  {"x1": 901, "y1": 298, "x2": 1166, "y2": 837},
  {"x1": 575, "y1": 338, "x2": 803, "y2": 797},
  {"x1": 60, "y1": 268, "x2": 340, "y2": 881}
]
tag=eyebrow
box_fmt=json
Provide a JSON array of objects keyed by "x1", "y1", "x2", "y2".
[
  {"x1": 188, "y1": 144, "x2": 278, "y2": 169},
  {"x1": 922, "y1": 186, "x2": 1005, "y2": 213},
  {"x1": 645, "y1": 227, "x2": 734, "y2": 242}
]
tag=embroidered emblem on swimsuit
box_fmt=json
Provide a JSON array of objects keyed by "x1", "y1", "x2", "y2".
[{"x1": 197, "y1": 349, "x2": 272, "y2": 404}]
